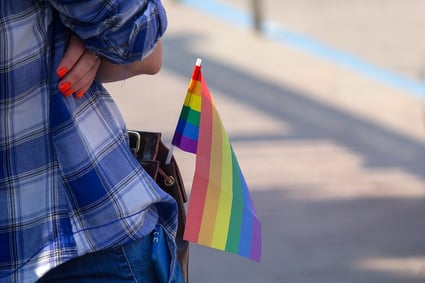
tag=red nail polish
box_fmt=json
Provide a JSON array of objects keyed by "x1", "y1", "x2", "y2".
[
  {"x1": 58, "y1": 81, "x2": 71, "y2": 94},
  {"x1": 64, "y1": 88, "x2": 74, "y2": 97},
  {"x1": 76, "y1": 91, "x2": 84, "y2": 99},
  {"x1": 57, "y1": 67, "x2": 68, "y2": 79}
]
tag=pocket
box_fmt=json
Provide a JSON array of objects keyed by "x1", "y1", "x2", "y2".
[
  {"x1": 120, "y1": 234, "x2": 159, "y2": 282},
  {"x1": 151, "y1": 225, "x2": 171, "y2": 283}
]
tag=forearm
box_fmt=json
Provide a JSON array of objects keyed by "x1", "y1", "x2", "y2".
[
  {"x1": 50, "y1": 0, "x2": 167, "y2": 64},
  {"x1": 96, "y1": 41, "x2": 163, "y2": 83}
]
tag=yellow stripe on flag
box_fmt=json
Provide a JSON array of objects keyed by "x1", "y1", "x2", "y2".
[
  {"x1": 211, "y1": 123, "x2": 233, "y2": 249},
  {"x1": 184, "y1": 80, "x2": 202, "y2": 112}
]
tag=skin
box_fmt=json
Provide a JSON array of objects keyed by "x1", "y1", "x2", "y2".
[
  {"x1": 56, "y1": 34, "x2": 163, "y2": 98},
  {"x1": 96, "y1": 41, "x2": 163, "y2": 83}
]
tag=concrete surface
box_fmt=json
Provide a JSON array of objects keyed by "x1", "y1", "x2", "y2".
[
  {"x1": 219, "y1": 0, "x2": 425, "y2": 82},
  {"x1": 104, "y1": 1, "x2": 425, "y2": 282}
]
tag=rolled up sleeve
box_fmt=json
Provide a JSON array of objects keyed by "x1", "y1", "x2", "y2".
[{"x1": 49, "y1": 0, "x2": 167, "y2": 63}]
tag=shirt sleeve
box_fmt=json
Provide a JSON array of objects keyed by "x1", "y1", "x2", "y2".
[{"x1": 48, "y1": 0, "x2": 168, "y2": 64}]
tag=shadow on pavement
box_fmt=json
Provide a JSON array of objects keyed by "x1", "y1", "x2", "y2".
[{"x1": 190, "y1": 189, "x2": 425, "y2": 283}]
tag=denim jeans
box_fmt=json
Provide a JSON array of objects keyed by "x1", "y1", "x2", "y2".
[{"x1": 36, "y1": 230, "x2": 185, "y2": 283}]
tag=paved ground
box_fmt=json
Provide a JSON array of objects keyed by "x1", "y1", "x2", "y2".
[
  {"x1": 219, "y1": 0, "x2": 425, "y2": 82},
  {"x1": 105, "y1": 1, "x2": 425, "y2": 282}
]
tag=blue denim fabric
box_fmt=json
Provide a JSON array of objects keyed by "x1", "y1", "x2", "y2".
[{"x1": 36, "y1": 232, "x2": 184, "y2": 283}]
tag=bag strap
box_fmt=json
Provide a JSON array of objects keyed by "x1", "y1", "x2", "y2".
[
  {"x1": 128, "y1": 130, "x2": 187, "y2": 202},
  {"x1": 128, "y1": 130, "x2": 160, "y2": 161}
]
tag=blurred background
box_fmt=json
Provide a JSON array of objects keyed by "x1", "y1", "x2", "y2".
[{"x1": 105, "y1": 1, "x2": 425, "y2": 282}]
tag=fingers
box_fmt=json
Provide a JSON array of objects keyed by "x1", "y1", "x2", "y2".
[
  {"x1": 71, "y1": 54, "x2": 101, "y2": 98},
  {"x1": 56, "y1": 35, "x2": 85, "y2": 79},
  {"x1": 58, "y1": 52, "x2": 101, "y2": 98},
  {"x1": 57, "y1": 34, "x2": 101, "y2": 99}
]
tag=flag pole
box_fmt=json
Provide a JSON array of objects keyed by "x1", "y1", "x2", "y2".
[
  {"x1": 165, "y1": 145, "x2": 175, "y2": 165},
  {"x1": 165, "y1": 58, "x2": 203, "y2": 164},
  {"x1": 195, "y1": 58, "x2": 202, "y2": 67}
]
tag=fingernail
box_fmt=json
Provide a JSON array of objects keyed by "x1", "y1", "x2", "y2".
[
  {"x1": 64, "y1": 88, "x2": 74, "y2": 97},
  {"x1": 76, "y1": 91, "x2": 84, "y2": 99},
  {"x1": 58, "y1": 81, "x2": 71, "y2": 94},
  {"x1": 57, "y1": 67, "x2": 68, "y2": 79}
]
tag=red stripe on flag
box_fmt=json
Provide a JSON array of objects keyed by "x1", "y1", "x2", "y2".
[{"x1": 183, "y1": 68, "x2": 213, "y2": 243}]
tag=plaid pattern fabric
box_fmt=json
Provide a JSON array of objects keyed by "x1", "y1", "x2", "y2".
[{"x1": 0, "y1": 1, "x2": 176, "y2": 282}]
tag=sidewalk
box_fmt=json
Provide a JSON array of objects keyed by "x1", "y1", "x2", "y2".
[
  {"x1": 218, "y1": 0, "x2": 425, "y2": 83},
  {"x1": 105, "y1": 2, "x2": 425, "y2": 282}
]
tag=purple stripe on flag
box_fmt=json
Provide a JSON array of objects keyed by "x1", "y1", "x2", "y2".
[
  {"x1": 250, "y1": 217, "x2": 262, "y2": 261},
  {"x1": 172, "y1": 132, "x2": 198, "y2": 153}
]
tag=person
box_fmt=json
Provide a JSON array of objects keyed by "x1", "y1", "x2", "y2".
[{"x1": 0, "y1": 1, "x2": 184, "y2": 282}]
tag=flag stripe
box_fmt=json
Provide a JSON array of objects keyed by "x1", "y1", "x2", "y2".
[
  {"x1": 238, "y1": 191, "x2": 253, "y2": 258},
  {"x1": 182, "y1": 71, "x2": 211, "y2": 242},
  {"x1": 251, "y1": 215, "x2": 262, "y2": 261},
  {"x1": 225, "y1": 150, "x2": 244, "y2": 254},
  {"x1": 183, "y1": 169, "x2": 208, "y2": 242},
  {"x1": 171, "y1": 132, "x2": 198, "y2": 153},
  {"x1": 175, "y1": 116, "x2": 199, "y2": 141},
  {"x1": 197, "y1": 81, "x2": 220, "y2": 246},
  {"x1": 210, "y1": 121, "x2": 233, "y2": 249},
  {"x1": 184, "y1": 86, "x2": 202, "y2": 113},
  {"x1": 180, "y1": 105, "x2": 201, "y2": 126},
  {"x1": 191, "y1": 64, "x2": 202, "y2": 82}
]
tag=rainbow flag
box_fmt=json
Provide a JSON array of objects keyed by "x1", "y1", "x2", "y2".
[{"x1": 171, "y1": 60, "x2": 262, "y2": 261}]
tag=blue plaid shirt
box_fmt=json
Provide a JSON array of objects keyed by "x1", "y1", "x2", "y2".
[{"x1": 0, "y1": 1, "x2": 177, "y2": 282}]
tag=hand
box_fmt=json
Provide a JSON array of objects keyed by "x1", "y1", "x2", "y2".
[{"x1": 56, "y1": 34, "x2": 101, "y2": 99}]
